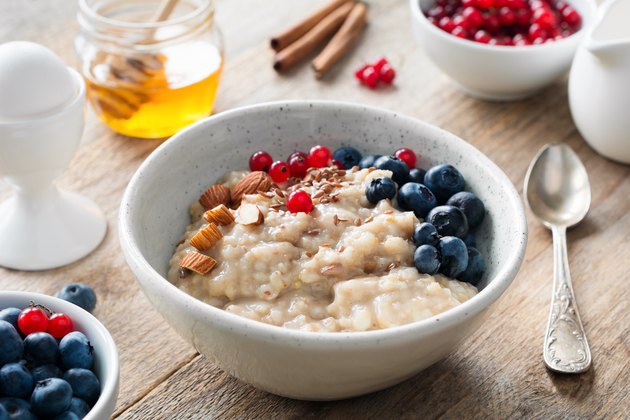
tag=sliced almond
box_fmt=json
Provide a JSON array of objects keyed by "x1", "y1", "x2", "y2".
[
  {"x1": 231, "y1": 171, "x2": 273, "y2": 207},
  {"x1": 203, "y1": 204, "x2": 235, "y2": 226},
  {"x1": 190, "y1": 223, "x2": 223, "y2": 250},
  {"x1": 199, "y1": 185, "x2": 231, "y2": 210},
  {"x1": 237, "y1": 203, "x2": 264, "y2": 226},
  {"x1": 179, "y1": 251, "x2": 217, "y2": 275}
]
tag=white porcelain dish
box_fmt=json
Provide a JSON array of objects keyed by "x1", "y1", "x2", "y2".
[
  {"x1": 119, "y1": 101, "x2": 528, "y2": 400},
  {"x1": 0, "y1": 291, "x2": 119, "y2": 419},
  {"x1": 409, "y1": 0, "x2": 598, "y2": 101}
]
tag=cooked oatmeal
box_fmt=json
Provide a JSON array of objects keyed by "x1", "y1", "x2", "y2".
[{"x1": 168, "y1": 167, "x2": 477, "y2": 332}]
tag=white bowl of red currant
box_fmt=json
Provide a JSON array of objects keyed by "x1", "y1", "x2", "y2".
[
  {"x1": 120, "y1": 100, "x2": 527, "y2": 399},
  {"x1": 0, "y1": 291, "x2": 119, "y2": 419},
  {"x1": 410, "y1": 0, "x2": 597, "y2": 100}
]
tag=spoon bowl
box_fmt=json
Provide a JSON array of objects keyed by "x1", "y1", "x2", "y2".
[{"x1": 525, "y1": 143, "x2": 591, "y2": 228}]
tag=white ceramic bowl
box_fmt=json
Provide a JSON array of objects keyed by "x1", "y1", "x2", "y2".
[
  {"x1": 0, "y1": 291, "x2": 119, "y2": 419},
  {"x1": 409, "y1": 0, "x2": 598, "y2": 101},
  {"x1": 120, "y1": 101, "x2": 527, "y2": 400}
]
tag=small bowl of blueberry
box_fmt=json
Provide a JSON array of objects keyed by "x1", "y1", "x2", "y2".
[{"x1": 0, "y1": 287, "x2": 118, "y2": 420}]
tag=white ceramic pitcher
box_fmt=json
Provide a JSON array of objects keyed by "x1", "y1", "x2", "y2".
[{"x1": 569, "y1": 0, "x2": 630, "y2": 164}]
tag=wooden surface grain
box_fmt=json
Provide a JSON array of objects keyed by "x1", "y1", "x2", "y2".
[{"x1": 1, "y1": 0, "x2": 628, "y2": 419}]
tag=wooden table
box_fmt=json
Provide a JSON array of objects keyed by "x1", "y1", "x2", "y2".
[{"x1": 1, "y1": 1, "x2": 628, "y2": 418}]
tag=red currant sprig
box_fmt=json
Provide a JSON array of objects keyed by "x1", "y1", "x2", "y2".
[
  {"x1": 354, "y1": 57, "x2": 396, "y2": 89},
  {"x1": 17, "y1": 302, "x2": 75, "y2": 338}
]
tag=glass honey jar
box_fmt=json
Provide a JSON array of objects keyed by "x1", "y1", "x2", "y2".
[{"x1": 76, "y1": 0, "x2": 223, "y2": 138}]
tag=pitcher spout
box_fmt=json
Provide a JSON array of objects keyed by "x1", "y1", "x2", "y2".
[{"x1": 586, "y1": 0, "x2": 630, "y2": 62}]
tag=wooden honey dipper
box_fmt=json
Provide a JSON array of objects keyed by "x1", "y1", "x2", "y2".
[{"x1": 90, "y1": 0, "x2": 180, "y2": 120}]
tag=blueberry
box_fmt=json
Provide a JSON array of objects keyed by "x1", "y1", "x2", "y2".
[
  {"x1": 462, "y1": 231, "x2": 476, "y2": 248},
  {"x1": 63, "y1": 369, "x2": 100, "y2": 405},
  {"x1": 0, "y1": 321, "x2": 23, "y2": 365},
  {"x1": 397, "y1": 183, "x2": 438, "y2": 219},
  {"x1": 30, "y1": 378, "x2": 72, "y2": 417},
  {"x1": 458, "y1": 247, "x2": 485, "y2": 286},
  {"x1": 0, "y1": 363, "x2": 33, "y2": 399},
  {"x1": 408, "y1": 168, "x2": 426, "y2": 184},
  {"x1": 412, "y1": 222, "x2": 440, "y2": 247},
  {"x1": 374, "y1": 155, "x2": 409, "y2": 185},
  {"x1": 427, "y1": 205, "x2": 469, "y2": 238},
  {"x1": 57, "y1": 284, "x2": 96, "y2": 313},
  {"x1": 424, "y1": 164, "x2": 465, "y2": 203},
  {"x1": 332, "y1": 146, "x2": 362, "y2": 169},
  {"x1": 0, "y1": 398, "x2": 36, "y2": 420},
  {"x1": 358, "y1": 154, "x2": 381, "y2": 169},
  {"x1": 59, "y1": 332, "x2": 94, "y2": 370},
  {"x1": 67, "y1": 398, "x2": 90, "y2": 419},
  {"x1": 447, "y1": 191, "x2": 485, "y2": 228},
  {"x1": 31, "y1": 364, "x2": 63, "y2": 383},
  {"x1": 55, "y1": 412, "x2": 80, "y2": 420},
  {"x1": 365, "y1": 177, "x2": 397, "y2": 204},
  {"x1": 0, "y1": 308, "x2": 21, "y2": 331},
  {"x1": 414, "y1": 245, "x2": 441, "y2": 275},
  {"x1": 0, "y1": 403, "x2": 7, "y2": 420},
  {"x1": 23, "y1": 332, "x2": 59, "y2": 367},
  {"x1": 438, "y1": 236, "x2": 469, "y2": 278}
]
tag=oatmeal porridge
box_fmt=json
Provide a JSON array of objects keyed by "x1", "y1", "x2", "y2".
[{"x1": 168, "y1": 165, "x2": 478, "y2": 332}]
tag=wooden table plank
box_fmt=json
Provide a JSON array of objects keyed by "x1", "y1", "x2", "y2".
[{"x1": 1, "y1": 0, "x2": 628, "y2": 418}]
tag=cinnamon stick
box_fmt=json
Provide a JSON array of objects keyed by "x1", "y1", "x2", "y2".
[
  {"x1": 273, "y1": 1, "x2": 355, "y2": 73},
  {"x1": 312, "y1": 2, "x2": 368, "y2": 79},
  {"x1": 270, "y1": 0, "x2": 353, "y2": 52}
]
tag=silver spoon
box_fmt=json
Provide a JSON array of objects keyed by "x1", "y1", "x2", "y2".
[{"x1": 524, "y1": 143, "x2": 592, "y2": 374}]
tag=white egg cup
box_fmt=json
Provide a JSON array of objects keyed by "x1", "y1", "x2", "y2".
[{"x1": 0, "y1": 69, "x2": 106, "y2": 271}]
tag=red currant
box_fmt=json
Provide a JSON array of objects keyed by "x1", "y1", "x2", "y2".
[
  {"x1": 515, "y1": 8, "x2": 531, "y2": 26},
  {"x1": 439, "y1": 16, "x2": 456, "y2": 32},
  {"x1": 499, "y1": 7, "x2": 516, "y2": 25},
  {"x1": 288, "y1": 151, "x2": 307, "y2": 162},
  {"x1": 373, "y1": 57, "x2": 389, "y2": 73},
  {"x1": 562, "y1": 7, "x2": 581, "y2": 27},
  {"x1": 533, "y1": 7, "x2": 557, "y2": 29},
  {"x1": 394, "y1": 148, "x2": 416, "y2": 169},
  {"x1": 268, "y1": 161, "x2": 291, "y2": 183},
  {"x1": 18, "y1": 307, "x2": 49, "y2": 335},
  {"x1": 360, "y1": 65, "x2": 379, "y2": 89},
  {"x1": 451, "y1": 26, "x2": 468, "y2": 38},
  {"x1": 474, "y1": 30, "x2": 492, "y2": 43},
  {"x1": 332, "y1": 159, "x2": 345, "y2": 170},
  {"x1": 354, "y1": 64, "x2": 369, "y2": 82},
  {"x1": 307, "y1": 145, "x2": 332, "y2": 168},
  {"x1": 379, "y1": 64, "x2": 396, "y2": 84},
  {"x1": 483, "y1": 13, "x2": 501, "y2": 34},
  {"x1": 249, "y1": 151, "x2": 273, "y2": 172},
  {"x1": 528, "y1": 23, "x2": 547, "y2": 41},
  {"x1": 286, "y1": 190, "x2": 313, "y2": 214},
  {"x1": 289, "y1": 155, "x2": 309, "y2": 178},
  {"x1": 476, "y1": 0, "x2": 493, "y2": 9},
  {"x1": 47, "y1": 313, "x2": 73, "y2": 339},
  {"x1": 462, "y1": 0, "x2": 476, "y2": 6},
  {"x1": 427, "y1": 6, "x2": 446, "y2": 20},
  {"x1": 462, "y1": 7, "x2": 483, "y2": 30}
]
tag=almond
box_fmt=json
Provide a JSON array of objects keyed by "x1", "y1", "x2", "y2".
[
  {"x1": 203, "y1": 204, "x2": 235, "y2": 226},
  {"x1": 199, "y1": 185, "x2": 231, "y2": 210},
  {"x1": 190, "y1": 223, "x2": 223, "y2": 250},
  {"x1": 179, "y1": 251, "x2": 217, "y2": 275},
  {"x1": 231, "y1": 171, "x2": 273, "y2": 207},
  {"x1": 237, "y1": 203, "x2": 264, "y2": 226}
]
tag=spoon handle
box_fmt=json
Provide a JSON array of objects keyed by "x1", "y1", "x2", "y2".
[{"x1": 543, "y1": 225, "x2": 592, "y2": 373}]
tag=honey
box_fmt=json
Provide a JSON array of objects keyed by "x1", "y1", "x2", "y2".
[
  {"x1": 76, "y1": 0, "x2": 223, "y2": 139},
  {"x1": 84, "y1": 46, "x2": 223, "y2": 138}
]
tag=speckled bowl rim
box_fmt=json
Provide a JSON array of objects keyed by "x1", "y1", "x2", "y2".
[
  {"x1": 120, "y1": 100, "x2": 528, "y2": 348},
  {"x1": 0, "y1": 291, "x2": 119, "y2": 420}
]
